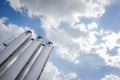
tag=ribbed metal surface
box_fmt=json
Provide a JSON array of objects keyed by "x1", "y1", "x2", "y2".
[{"x1": 0, "y1": 31, "x2": 54, "y2": 80}]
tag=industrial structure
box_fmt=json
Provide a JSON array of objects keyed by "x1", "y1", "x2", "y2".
[{"x1": 0, "y1": 31, "x2": 54, "y2": 80}]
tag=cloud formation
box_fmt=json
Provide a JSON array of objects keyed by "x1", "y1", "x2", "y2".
[
  {"x1": 101, "y1": 74, "x2": 120, "y2": 80},
  {"x1": 0, "y1": 17, "x2": 25, "y2": 44},
  {"x1": 8, "y1": 0, "x2": 111, "y2": 24},
  {"x1": 63, "y1": 72, "x2": 77, "y2": 80},
  {"x1": 0, "y1": 17, "x2": 36, "y2": 44},
  {"x1": 40, "y1": 61, "x2": 78, "y2": 80},
  {"x1": 7, "y1": 0, "x2": 120, "y2": 69},
  {"x1": 40, "y1": 61, "x2": 60, "y2": 80}
]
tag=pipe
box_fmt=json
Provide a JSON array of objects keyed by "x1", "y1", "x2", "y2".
[
  {"x1": 0, "y1": 38, "x2": 42, "y2": 80},
  {"x1": 0, "y1": 38, "x2": 32, "y2": 77},
  {"x1": 37, "y1": 44, "x2": 54, "y2": 80},
  {"x1": 0, "y1": 31, "x2": 32, "y2": 65},
  {"x1": 24, "y1": 42, "x2": 54, "y2": 80},
  {"x1": 16, "y1": 44, "x2": 44, "y2": 80},
  {"x1": 0, "y1": 33, "x2": 20, "y2": 53}
]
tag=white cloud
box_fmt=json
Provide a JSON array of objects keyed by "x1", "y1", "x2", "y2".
[
  {"x1": 63, "y1": 72, "x2": 77, "y2": 80},
  {"x1": 45, "y1": 22, "x2": 96, "y2": 63},
  {"x1": 40, "y1": 61, "x2": 78, "y2": 80},
  {"x1": 7, "y1": 0, "x2": 111, "y2": 25},
  {"x1": 41, "y1": 19, "x2": 120, "y2": 68},
  {"x1": 107, "y1": 55, "x2": 120, "y2": 68},
  {"x1": 92, "y1": 31, "x2": 120, "y2": 69},
  {"x1": 97, "y1": 49, "x2": 120, "y2": 69},
  {"x1": 40, "y1": 61, "x2": 61, "y2": 80},
  {"x1": 0, "y1": 17, "x2": 24, "y2": 45},
  {"x1": 7, "y1": 0, "x2": 120, "y2": 70},
  {"x1": 7, "y1": 0, "x2": 23, "y2": 12},
  {"x1": 87, "y1": 22, "x2": 97, "y2": 30},
  {"x1": 57, "y1": 47, "x2": 79, "y2": 64},
  {"x1": 1, "y1": 0, "x2": 120, "y2": 80},
  {"x1": 101, "y1": 74, "x2": 120, "y2": 80},
  {"x1": 96, "y1": 48, "x2": 120, "y2": 69},
  {"x1": 102, "y1": 32, "x2": 120, "y2": 50},
  {"x1": 0, "y1": 17, "x2": 36, "y2": 44},
  {"x1": 117, "y1": 48, "x2": 120, "y2": 54},
  {"x1": 0, "y1": 17, "x2": 36, "y2": 53}
]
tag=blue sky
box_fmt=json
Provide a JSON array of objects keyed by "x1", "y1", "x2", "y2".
[
  {"x1": 0, "y1": 0, "x2": 120, "y2": 80},
  {"x1": 0, "y1": 0, "x2": 45, "y2": 37},
  {"x1": 98, "y1": 2, "x2": 120, "y2": 32}
]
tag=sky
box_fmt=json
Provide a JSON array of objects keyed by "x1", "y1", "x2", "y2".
[{"x1": 0, "y1": 0, "x2": 120, "y2": 80}]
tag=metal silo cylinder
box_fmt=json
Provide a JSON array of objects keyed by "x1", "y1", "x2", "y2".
[
  {"x1": 0, "y1": 38, "x2": 33, "y2": 77},
  {"x1": 16, "y1": 36, "x2": 44, "y2": 80},
  {"x1": 0, "y1": 36, "x2": 42, "y2": 80},
  {"x1": 0, "y1": 31, "x2": 32, "y2": 65},
  {"x1": 24, "y1": 42, "x2": 54, "y2": 80}
]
